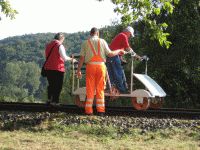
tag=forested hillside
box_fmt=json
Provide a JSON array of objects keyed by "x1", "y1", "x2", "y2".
[{"x1": 0, "y1": 32, "x2": 89, "y2": 103}]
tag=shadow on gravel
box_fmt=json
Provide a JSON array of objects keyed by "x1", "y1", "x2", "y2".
[{"x1": 0, "y1": 111, "x2": 52, "y2": 131}]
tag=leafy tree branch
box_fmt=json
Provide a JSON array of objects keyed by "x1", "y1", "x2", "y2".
[
  {"x1": 0, "y1": 0, "x2": 18, "y2": 20},
  {"x1": 98, "y1": 0, "x2": 180, "y2": 48}
]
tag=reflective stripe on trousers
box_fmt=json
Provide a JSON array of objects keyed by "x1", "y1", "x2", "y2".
[{"x1": 85, "y1": 63, "x2": 106, "y2": 114}]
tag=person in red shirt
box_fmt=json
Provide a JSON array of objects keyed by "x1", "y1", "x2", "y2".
[
  {"x1": 44, "y1": 33, "x2": 77, "y2": 105},
  {"x1": 109, "y1": 26, "x2": 141, "y2": 62},
  {"x1": 107, "y1": 26, "x2": 142, "y2": 93}
]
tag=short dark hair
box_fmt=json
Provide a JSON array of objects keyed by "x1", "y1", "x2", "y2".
[
  {"x1": 54, "y1": 32, "x2": 64, "y2": 40},
  {"x1": 90, "y1": 27, "x2": 98, "y2": 36}
]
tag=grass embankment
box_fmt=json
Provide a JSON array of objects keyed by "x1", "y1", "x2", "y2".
[{"x1": 0, "y1": 112, "x2": 199, "y2": 150}]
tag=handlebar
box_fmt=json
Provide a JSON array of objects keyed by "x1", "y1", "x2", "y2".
[
  {"x1": 141, "y1": 55, "x2": 149, "y2": 61},
  {"x1": 124, "y1": 51, "x2": 149, "y2": 62}
]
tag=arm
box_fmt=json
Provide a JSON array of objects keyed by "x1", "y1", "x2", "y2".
[
  {"x1": 77, "y1": 56, "x2": 85, "y2": 79},
  {"x1": 107, "y1": 50, "x2": 125, "y2": 57},
  {"x1": 103, "y1": 39, "x2": 125, "y2": 57},
  {"x1": 125, "y1": 47, "x2": 142, "y2": 60},
  {"x1": 59, "y1": 45, "x2": 75, "y2": 62}
]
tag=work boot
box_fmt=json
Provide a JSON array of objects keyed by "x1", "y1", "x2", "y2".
[
  {"x1": 96, "y1": 112, "x2": 105, "y2": 117},
  {"x1": 85, "y1": 113, "x2": 93, "y2": 116}
]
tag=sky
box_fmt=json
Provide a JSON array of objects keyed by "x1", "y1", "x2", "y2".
[{"x1": 0, "y1": 0, "x2": 120, "y2": 40}]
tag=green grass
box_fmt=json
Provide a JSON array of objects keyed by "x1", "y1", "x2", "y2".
[
  {"x1": 0, "y1": 122, "x2": 199, "y2": 150},
  {"x1": 0, "y1": 112, "x2": 199, "y2": 150}
]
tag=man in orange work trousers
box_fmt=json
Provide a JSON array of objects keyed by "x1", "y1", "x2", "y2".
[{"x1": 77, "y1": 27, "x2": 125, "y2": 116}]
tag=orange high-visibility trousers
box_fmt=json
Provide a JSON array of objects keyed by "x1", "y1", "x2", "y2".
[{"x1": 85, "y1": 62, "x2": 106, "y2": 114}]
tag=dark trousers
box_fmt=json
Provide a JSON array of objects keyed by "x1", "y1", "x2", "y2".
[{"x1": 46, "y1": 70, "x2": 64, "y2": 103}]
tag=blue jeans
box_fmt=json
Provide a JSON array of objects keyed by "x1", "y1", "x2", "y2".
[{"x1": 106, "y1": 56, "x2": 127, "y2": 93}]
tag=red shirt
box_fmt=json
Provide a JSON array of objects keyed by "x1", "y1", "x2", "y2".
[
  {"x1": 109, "y1": 32, "x2": 130, "y2": 51},
  {"x1": 44, "y1": 40, "x2": 65, "y2": 72}
]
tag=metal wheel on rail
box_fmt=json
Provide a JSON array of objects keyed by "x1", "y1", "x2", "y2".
[
  {"x1": 149, "y1": 97, "x2": 163, "y2": 109},
  {"x1": 131, "y1": 97, "x2": 150, "y2": 110},
  {"x1": 75, "y1": 95, "x2": 85, "y2": 108}
]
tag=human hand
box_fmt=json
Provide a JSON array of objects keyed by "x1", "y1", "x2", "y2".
[
  {"x1": 76, "y1": 71, "x2": 82, "y2": 79},
  {"x1": 128, "y1": 49, "x2": 137, "y2": 56},
  {"x1": 72, "y1": 58, "x2": 78, "y2": 63},
  {"x1": 141, "y1": 55, "x2": 149, "y2": 61},
  {"x1": 134, "y1": 55, "x2": 142, "y2": 61},
  {"x1": 119, "y1": 50, "x2": 126, "y2": 55}
]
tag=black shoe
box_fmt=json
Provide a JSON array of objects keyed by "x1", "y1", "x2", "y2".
[
  {"x1": 85, "y1": 113, "x2": 93, "y2": 116},
  {"x1": 96, "y1": 112, "x2": 105, "y2": 117},
  {"x1": 46, "y1": 100, "x2": 51, "y2": 105},
  {"x1": 50, "y1": 102, "x2": 61, "y2": 106}
]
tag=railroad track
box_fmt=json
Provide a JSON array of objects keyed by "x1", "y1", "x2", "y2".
[{"x1": 0, "y1": 102, "x2": 199, "y2": 119}]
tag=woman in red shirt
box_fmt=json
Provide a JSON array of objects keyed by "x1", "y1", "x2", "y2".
[{"x1": 44, "y1": 33, "x2": 76, "y2": 104}]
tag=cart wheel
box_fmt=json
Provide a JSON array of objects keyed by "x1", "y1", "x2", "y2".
[
  {"x1": 110, "y1": 86, "x2": 120, "y2": 100},
  {"x1": 149, "y1": 97, "x2": 163, "y2": 109},
  {"x1": 131, "y1": 97, "x2": 150, "y2": 110},
  {"x1": 75, "y1": 95, "x2": 85, "y2": 108}
]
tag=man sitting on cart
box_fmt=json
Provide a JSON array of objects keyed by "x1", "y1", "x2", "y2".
[{"x1": 106, "y1": 26, "x2": 142, "y2": 93}]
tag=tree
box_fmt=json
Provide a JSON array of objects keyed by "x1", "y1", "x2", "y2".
[
  {"x1": 131, "y1": 0, "x2": 200, "y2": 108},
  {"x1": 0, "y1": 61, "x2": 40, "y2": 102},
  {"x1": 97, "y1": 0, "x2": 180, "y2": 48},
  {"x1": 0, "y1": 0, "x2": 18, "y2": 20},
  {"x1": 162, "y1": 0, "x2": 200, "y2": 108}
]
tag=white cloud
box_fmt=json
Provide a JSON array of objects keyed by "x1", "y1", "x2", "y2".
[{"x1": 0, "y1": 0, "x2": 120, "y2": 39}]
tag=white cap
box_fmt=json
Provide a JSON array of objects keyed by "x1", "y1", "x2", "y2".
[{"x1": 124, "y1": 26, "x2": 134, "y2": 37}]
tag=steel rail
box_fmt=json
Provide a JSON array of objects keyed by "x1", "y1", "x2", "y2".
[{"x1": 0, "y1": 102, "x2": 199, "y2": 119}]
